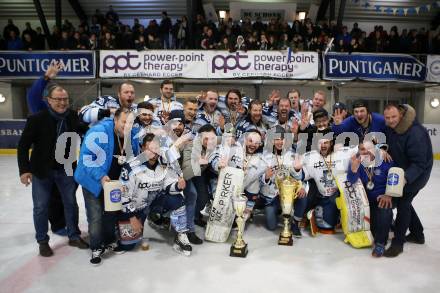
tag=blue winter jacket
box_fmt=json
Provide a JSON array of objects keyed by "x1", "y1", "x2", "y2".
[
  {"x1": 384, "y1": 105, "x2": 433, "y2": 195},
  {"x1": 332, "y1": 112, "x2": 386, "y2": 140},
  {"x1": 347, "y1": 160, "x2": 395, "y2": 203},
  {"x1": 74, "y1": 118, "x2": 140, "y2": 197},
  {"x1": 27, "y1": 77, "x2": 49, "y2": 113}
]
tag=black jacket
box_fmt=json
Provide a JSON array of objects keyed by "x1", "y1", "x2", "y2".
[
  {"x1": 17, "y1": 109, "x2": 85, "y2": 178},
  {"x1": 385, "y1": 105, "x2": 433, "y2": 194}
]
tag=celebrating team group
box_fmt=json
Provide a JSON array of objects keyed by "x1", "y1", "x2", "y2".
[{"x1": 17, "y1": 63, "x2": 433, "y2": 265}]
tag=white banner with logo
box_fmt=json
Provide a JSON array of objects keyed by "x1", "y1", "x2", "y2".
[
  {"x1": 209, "y1": 50, "x2": 318, "y2": 79},
  {"x1": 426, "y1": 55, "x2": 440, "y2": 83},
  {"x1": 99, "y1": 50, "x2": 319, "y2": 79},
  {"x1": 100, "y1": 50, "x2": 207, "y2": 78}
]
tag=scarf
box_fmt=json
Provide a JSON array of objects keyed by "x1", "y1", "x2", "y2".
[{"x1": 48, "y1": 107, "x2": 69, "y2": 138}]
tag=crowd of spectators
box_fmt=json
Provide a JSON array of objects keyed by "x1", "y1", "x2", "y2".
[{"x1": 1, "y1": 5, "x2": 440, "y2": 54}]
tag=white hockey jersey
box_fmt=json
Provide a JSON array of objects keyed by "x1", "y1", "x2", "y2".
[
  {"x1": 148, "y1": 97, "x2": 183, "y2": 124},
  {"x1": 259, "y1": 150, "x2": 300, "y2": 199},
  {"x1": 120, "y1": 158, "x2": 181, "y2": 214},
  {"x1": 79, "y1": 95, "x2": 138, "y2": 125},
  {"x1": 293, "y1": 147, "x2": 358, "y2": 197}
]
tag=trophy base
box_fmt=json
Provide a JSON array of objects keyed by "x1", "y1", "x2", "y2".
[
  {"x1": 278, "y1": 235, "x2": 293, "y2": 246},
  {"x1": 230, "y1": 244, "x2": 248, "y2": 258}
]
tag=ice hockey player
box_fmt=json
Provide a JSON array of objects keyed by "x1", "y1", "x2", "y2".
[
  {"x1": 260, "y1": 126, "x2": 307, "y2": 235},
  {"x1": 292, "y1": 129, "x2": 357, "y2": 235},
  {"x1": 120, "y1": 133, "x2": 192, "y2": 256}
]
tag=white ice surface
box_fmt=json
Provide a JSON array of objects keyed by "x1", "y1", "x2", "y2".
[{"x1": 0, "y1": 155, "x2": 439, "y2": 293}]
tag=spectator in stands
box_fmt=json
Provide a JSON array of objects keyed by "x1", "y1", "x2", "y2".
[
  {"x1": 132, "y1": 18, "x2": 142, "y2": 33},
  {"x1": 0, "y1": 36, "x2": 6, "y2": 50},
  {"x1": 93, "y1": 9, "x2": 106, "y2": 26},
  {"x1": 119, "y1": 25, "x2": 134, "y2": 49},
  {"x1": 409, "y1": 29, "x2": 421, "y2": 53},
  {"x1": 106, "y1": 5, "x2": 119, "y2": 23},
  {"x1": 193, "y1": 14, "x2": 206, "y2": 49},
  {"x1": 337, "y1": 26, "x2": 352, "y2": 48},
  {"x1": 235, "y1": 35, "x2": 247, "y2": 51},
  {"x1": 369, "y1": 30, "x2": 385, "y2": 52},
  {"x1": 217, "y1": 36, "x2": 231, "y2": 51},
  {"x1": 386, "y1": 29, "x2": 400, "y2": 53},
  {"x1": 58, "y1": 31, "x2": 73, "y2": 50},
  {"x1": 72, "y1": 31, "x2": 87, "y2": 49},
  {"x1": 3, "y1": 19, "x2": 20, "y2": 41},
  {"x1": 101, "y1": 31, "x2": 115, "y2": 49},
  {"x1": 291, "y1": 34, "x2": 304, "y2": 52},
  {"x1": 160, "y1": 11, "x2": 172, "y2": 49},
  {"x1": 278, "y1": 33, "x2": 291, "y2": 50},
  {"x1": 350, "y1": 23, "x2": 362, "y2": 39},
  {"x1": 35, "y1": 27, "x2": 46, "y2": 50},
  {"x1": 23, "y1": 33, "x2": 35, "y2": 51},
  {"x1": 201, "y1": 28, "x2": 216, "y2": 49},
  {"x1": 135, "y1": 35, "x2": 148, "y2": 51},
  {"x1": 22, "y1": 22, "x2": 37, "y2": 40},
  {"x1": 88, "y1": 33, "x2": 99, "y2": 50},
  {"x1": 259, "y1": 34, "x2": 269, "y2": 50},
  {"x1": 148, "y1": 33, "x2": 162, "y2": 49},
  {"x1": 90, "y1": 16, "x2": 101, "y2": 36},
  {"x1": 175, "y1": 16, "x2": 189, "y2": 49},
  {"x1": 246, "y1": 35, "x2": 258, "y2": 50},
  {"x1": 7, "y1": 30, "x2": 23, "y2": 50},
  {"x1": 146, "y1": 19, "x2": 160, "y2": 39}
]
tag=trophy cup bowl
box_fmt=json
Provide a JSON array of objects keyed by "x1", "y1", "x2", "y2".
[
  {"x1": 230, "y1": 195, "x2": 248, "y2": 257},
  {"x1": 276, "y1": 173, "x2": 302, "y2": 246}
]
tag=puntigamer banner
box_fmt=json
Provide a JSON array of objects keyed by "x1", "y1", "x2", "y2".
[
  {"x1": 99, "y1": 50, "x2": 319, "y2": 79},
  {"x1": 323, "y1": 52, "x2": 426, "y2": 82},
  {"x1": 0, "y1": 51, "x2": 96, "y2": 79}
]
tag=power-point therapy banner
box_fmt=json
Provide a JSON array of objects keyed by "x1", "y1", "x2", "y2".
[
  {"x1": 99, "y1": 50, "x2": 319, "y2": 79},
  {"x1": 0, "y1": 51, "x2": 96, "y2": 79}
]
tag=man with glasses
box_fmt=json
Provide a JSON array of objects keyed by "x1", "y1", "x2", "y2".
[{"x1": 18, "y1": 85, "x2": 89, "y2": 257}]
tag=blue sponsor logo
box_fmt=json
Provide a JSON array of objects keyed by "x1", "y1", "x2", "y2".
[
  {"x1": 387, "y1": 173, "x2": 399, "y2": 186},
  {"x1": 110, "y1": 189, "x2": 121, "y2": 203}
]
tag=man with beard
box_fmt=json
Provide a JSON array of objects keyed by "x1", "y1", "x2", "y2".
[
  {"x1": 80, "y1": 82, "x2": 137, "y2": 126},
  {"x1": 217, "y1": 89, "x2": 247, "y2": 131},
  {"x1": 240, "y1": 130, "x2": 266, "y2": 221},
  {"x1": 194, "y1": 90, "x2": 225, "y2": 134},
  {"x1": 133, "y1": 102, "x2": 162, "y2": 142},
  {"x1": 18, "y1": 85, "x2": 89, "y2": 257},
  {"x1": 262, "y1": 89, "x2": 282, "y2": 126},
  {"x1": 260, "y1": 126, "x2": 307, "y2": 235},
  {"x1": 182, "y1": 98, "x2": 199, "y2": 134},
  {"x1": 236, "y1": 100, "x2": 268, "y2": 141},
  {"x1": 149, "y1": 80, "x2": 183, "y2": 125},
  {"x1": 382, "y1": 104, "x2": 433, "y2": 257},
  {"x1": 332, "y1": 100, "x2": 385, "y2": 142},
  {"x1": 74, "y1": 109, "x2": 140, "y2": 265},
  {"x1": 119, "y1": 133, "x2": 192, "y2": 256},
  {"x1": 182, "y1": 124, "x2": 218, "y2": 229},
  {"x1": 347, "y1": 141, "x2": 394, "y2": 257},
  {"x1": 271, "y1": 97, "x2": 296, "y2": 131},
  {"x1": 293, "y1": 130, "x2": 358, "y2": 235}
]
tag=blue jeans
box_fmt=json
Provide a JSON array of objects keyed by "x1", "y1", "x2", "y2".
[
  {"x1": 370, "y1": 202, "x2": 393, "y2": 246},
  {"x1": 32, "y1": 169, "x2": 80, "y2": 243},
  {"x1": 82, "y1": 187, "x2": 119, "y2": 250},
  {"x1": 184, "y1": 179, "x2": 197, "y2": 232},
  {"x1": 260, "y1": 196, "x2": 308, "y2": 231}
]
